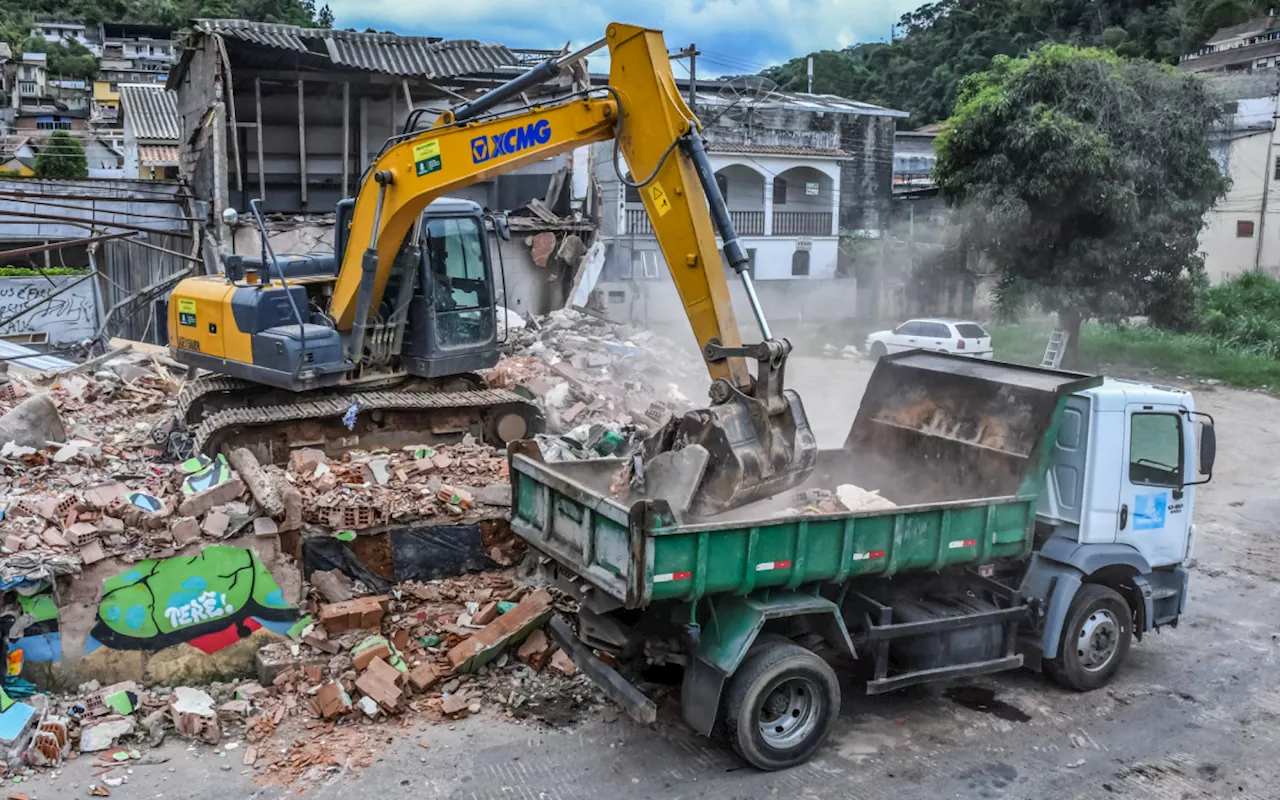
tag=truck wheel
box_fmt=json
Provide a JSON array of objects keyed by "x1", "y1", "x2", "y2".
[
  {"x1": 1046, "y1": 584, "x2": 1132, "y2": 691},
  {"x1": 869, "y1": 342, "x2": 888, "y2": 360},
  {"x1": 724, "y1": 639, "x2": 840, "y2": 771}
]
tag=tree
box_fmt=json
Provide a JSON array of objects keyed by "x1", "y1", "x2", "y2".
[
  {"x1": 762, "y1": 0, "x2": 1264, "y2": 126},
  {"x1": 22, "y1": 37, "x2": 97, "y2": 80},
  {"x1": 315, "y1": 3, "x2": 333, "y2": 28},
  {"x1": 34, "y1": 131, "x2": 89, "y2": 180},
  {"x1": 933, "y1": 45, "x2": 1228, "y2": 365}
]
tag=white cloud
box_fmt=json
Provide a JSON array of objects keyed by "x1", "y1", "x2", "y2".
[{"x1": 324, "y1": 0, "x2": 924, "y2": 74}]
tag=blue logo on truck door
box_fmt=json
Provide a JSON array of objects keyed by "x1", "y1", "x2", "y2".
[
  {"x1": 1133, "y1": 492, "x2": 1168, "y2": 530},
  {"x1": 471, "y1": 119, "x2": 552, "y2": 163}
]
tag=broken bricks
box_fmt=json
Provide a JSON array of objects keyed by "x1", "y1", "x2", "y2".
[
  {"x1": 447, "y1": 588, "x2": 554, "y2": 673},
  {"x1": 319, "y1": 595, "x2": 390, "y2": 635},
  {"x1": 314, "y1": 682, "x2": 352, "y2": 719},
  {"x1": 354, "y1": 657, "x2": 403, "y2": 712}
]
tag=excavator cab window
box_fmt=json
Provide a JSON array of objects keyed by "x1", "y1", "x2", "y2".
[{"x1": 421, "y1": 215, "x2": 494, "y2": 349}]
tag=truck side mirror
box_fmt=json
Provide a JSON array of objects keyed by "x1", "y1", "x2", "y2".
[{"x1": 1198, "y1": 422, "x2": 1216, "y2": 478}]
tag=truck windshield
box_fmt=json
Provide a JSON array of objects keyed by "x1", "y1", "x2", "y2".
[
  {"x1": 1129, "y1": 413, "x2": 1184, "y2": 486},
  {"x1": 423, "y1": 216, "x2": 493, "y2": 349}
]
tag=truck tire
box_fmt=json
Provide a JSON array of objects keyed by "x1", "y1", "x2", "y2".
[
  {"x1": 724, "y1": 639, "x2": 840, "y2": 771},
  {"x1": 1045, "y1": 584, "x2": 1132, "y2": 691}
]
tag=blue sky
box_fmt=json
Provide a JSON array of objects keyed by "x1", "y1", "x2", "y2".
[{"x1": 324, "y1": 1, "x2": 926, "y2": 76}]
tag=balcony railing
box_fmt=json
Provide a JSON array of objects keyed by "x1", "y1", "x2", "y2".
[
  {"x1": 773, "y1": 211, "x2": 833, "y2": 236},
  {"x1": 626, "y1": 208, "x2": 653, "y2": 236},
  {"x1": 626, "y1": 207, "x2": 831, "y2": 237},
  {"x1": 626, "y1": 208, "x2": 769, "y2": 236}
]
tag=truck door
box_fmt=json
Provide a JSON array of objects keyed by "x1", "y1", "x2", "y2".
[{"x1": 1117, "y1": 406, "x2": 1189, "y2": 567}]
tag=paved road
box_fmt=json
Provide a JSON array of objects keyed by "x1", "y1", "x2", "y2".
[{"x1": 27, "y1": 361, "x2": 1280, "y2": 799}]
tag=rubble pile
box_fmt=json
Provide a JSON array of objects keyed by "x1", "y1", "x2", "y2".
[
  {"x1": 0, "y1": 353, "x2": 193, "y2": 572},
  {"x1": 485, "y1": 309, "x2": 703, "y2": 434},
  {"x1": 285, "y1": 438, "x2": 513, "y2": 531},
  {"x1": 238, "y1": 572, "x2": 602, "y2": 786}
]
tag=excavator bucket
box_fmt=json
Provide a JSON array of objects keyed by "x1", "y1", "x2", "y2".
[
  {"x1": 676, "y1": 388, "x2": 818, "y2": 516},
  {"x1": 661, "y1": 339, "x2": 818, "y2": 517}
]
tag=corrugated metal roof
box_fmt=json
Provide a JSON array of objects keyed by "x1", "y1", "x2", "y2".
[
  {"x1": 1180, "y1": 40, "x2": 1280, "y2": 71},
  {"x1": 704, "y1": 141, "x2": 851, "y2": 158},
  {"x1": 693, "y1": 88, "x2": 909, "y2": 118},
  {"x1": 139, "y1": 145, "x2": 179, "y2": 164},
  {"x1": 118, "y1": 84, "x2": 179, "y2": 141},
  {"x1": 192, "y1": 19, "x2": 518, "y2": 78},
  {"x1": 1208, "y1": 16, "x2": 1280, "y2": 44},
  {"x1": 0, "y1": 178, "x2": 187, "y2": 240}
]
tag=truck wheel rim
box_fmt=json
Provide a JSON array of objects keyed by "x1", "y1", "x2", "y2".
[
  {"x1": 1077, "y1": 609, "x2": 1119, "y2": 672},
  {"x1": 758, "y1": 677, "x2": 821, "y2": 749}
]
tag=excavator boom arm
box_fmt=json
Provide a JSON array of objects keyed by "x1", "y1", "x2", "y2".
[{"x1": 331, "y1": 23, "x2": 752, "y2": 389}]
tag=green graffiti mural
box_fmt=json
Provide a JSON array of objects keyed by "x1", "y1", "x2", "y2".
[
  {"x1": 88, "y1": 546, "x2": 296, "y2": 654},
  {"x1": 14, "y1": 589, "x2": 59, "y2": 663}
]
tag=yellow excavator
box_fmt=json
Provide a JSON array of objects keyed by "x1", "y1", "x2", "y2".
[{"x1": 166, "y1": 22, "x2": 816, "y2": 514}]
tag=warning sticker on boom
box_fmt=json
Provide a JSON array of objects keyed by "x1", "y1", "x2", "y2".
[
  {"x1": 177, "y1": 299, "x2": 197, "y2": 327},
  {"x1": 413, "y1": 140, "x2": 442, "y2": 177},
  {"x1": 648, "y1": 181, "x2": 672, "y2": 216}
]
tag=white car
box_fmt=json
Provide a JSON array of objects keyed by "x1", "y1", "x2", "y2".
[{"x1": 865, "y1": 318, "x2": 994, "y2": 360}]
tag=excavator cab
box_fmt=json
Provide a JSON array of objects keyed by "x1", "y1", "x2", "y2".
[{"x1": 182, "y1": 196, "x2": 505, "y2": 392}]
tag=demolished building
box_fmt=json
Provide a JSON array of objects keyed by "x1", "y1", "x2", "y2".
[{"x1": 170, "y1": 20, "x2": 598, "y2": 317}]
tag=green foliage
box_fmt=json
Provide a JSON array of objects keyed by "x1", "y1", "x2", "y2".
[
  {"x1": 933, "y1": 46, "x2": 1227, "y2": 362},
  {"x1": 21, "y1": 36, "x2": 97, "y2": 79},
  {"x1": 0, "y1": 0, "x2": 328, "y2": 48},
  {"x1": 0, "y1": 266, "x2": 88, "y2": 276},
  {"x1": 1198, "y1": 272, "x2": 1280, "y2": 356},
  {"x1": 991, "y1": 321, "x2": 1280, "y2": 390},
  {"x1": 763, "y1": 0, "x2": 1271, "y2": 126},
  {"x1": 33, "y1": 130, "x2": 88, "y2": 180}
]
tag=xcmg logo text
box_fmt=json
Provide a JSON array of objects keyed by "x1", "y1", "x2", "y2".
[{"x1": 471, "y1": 119, "x2": 552, "y2": 163}]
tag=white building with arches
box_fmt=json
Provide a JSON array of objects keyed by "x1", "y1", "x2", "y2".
[{"x1": 592, "y1": 85, "x2": 906, "y2": 332}]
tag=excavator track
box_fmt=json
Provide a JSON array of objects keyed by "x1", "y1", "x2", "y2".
[
  {"x1": 192, "y1": 387, "x2": 541, "y2": 464},
  {"x1": 176, "y1": 376, "x2": 260, "y2": 425}
]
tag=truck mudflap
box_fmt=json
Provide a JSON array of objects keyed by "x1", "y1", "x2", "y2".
[
  {"x1": 683, "y1": 592, "x2": 856, "y2": 736},
  {"x1": 547, "y1": 616, "x2": 656, "y2": 725}
]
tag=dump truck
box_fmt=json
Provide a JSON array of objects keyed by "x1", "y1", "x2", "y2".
[{"x1": 510, "y1": 351, "x2": 1217, "y2": 770}]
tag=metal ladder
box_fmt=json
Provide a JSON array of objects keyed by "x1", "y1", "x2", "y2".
[{"x1": 1041, "y1": 329, "x2": 1069, "y2": 369}]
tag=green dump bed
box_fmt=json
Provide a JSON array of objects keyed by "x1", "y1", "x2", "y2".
[{"x1": 510, "y1": 352, "x2": 1100, "y2": 609}]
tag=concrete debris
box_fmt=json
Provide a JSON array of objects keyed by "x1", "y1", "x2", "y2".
[
  {"x1": 170, "y1": 687, "x2": 220, "y2": 744},
  {"x1": 0, "y1": 394, "x2": 66, "y2": 449},
  {"x1": 836, "y1": 484, "x2": 898, "y2": 512},
  {"x1": 483, "y1": 308, "x2": 699, "y2": 436},
  {"x1": 79, "y1": 716, "x2": 135, "y2": 752},
  {"x1": 310, "y1": 568, "x2": 356, "y2": 603}
]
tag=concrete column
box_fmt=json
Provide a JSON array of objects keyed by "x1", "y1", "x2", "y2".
[
  {"x1": 830, "y1": 167, "x2": 841, "y2": 236},
  {"x1": 763, "y1": 175, "x2": 774, "y2": 236}
]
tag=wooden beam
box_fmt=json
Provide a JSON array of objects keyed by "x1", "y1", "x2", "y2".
[
  {"x1": 297, "y1": 79, "x2": 307, "y2": 207},
  {"x1": 402, "y1": 79, "x2": 412, "y2": 111},
  {"x1": 342, "y1": 81, "x2": 351, "y2": 198},
  {"x1": 255, "y1": 77, "x2": 266, "y2": 202}
]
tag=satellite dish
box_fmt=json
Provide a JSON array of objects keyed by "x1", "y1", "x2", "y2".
[{"x1": 715, "y1": 76, "x2": 780, "y2": 130}]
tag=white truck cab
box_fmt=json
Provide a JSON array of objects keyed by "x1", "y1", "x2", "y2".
[{"x1": 1023, "y1": 378, "x2": 1216, "y2": 688}]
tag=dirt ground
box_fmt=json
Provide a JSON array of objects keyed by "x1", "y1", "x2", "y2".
[{"x1": 26, "y1": 355, "x2": 1280, "y2": 799}]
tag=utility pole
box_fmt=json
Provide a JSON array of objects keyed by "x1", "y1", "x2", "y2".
[
  {"x1": 1256, "y1": 89, "x2": 1280, "y2": 272},
  {"x1": 671, "y1": 44, "x2": 700, "y2": 113},
  {"x1": 807, "y1": 55, "x2": 814, "y2": 94}
]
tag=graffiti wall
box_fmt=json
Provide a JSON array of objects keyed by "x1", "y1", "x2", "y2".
[
  {"x1": 0, "y1": 277, "x2": 100, "y2": 345},
  {"x1": 87, "y1": 546, "x2": 297, "y2": 655},
  {"x1": 15, "y1": 590, "x2": 61, "y2": 663}
]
